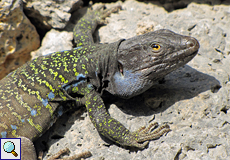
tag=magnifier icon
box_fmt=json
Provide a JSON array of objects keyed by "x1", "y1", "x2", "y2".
[{"x1": 3, "y1": 141, "x2": 18, "y2": 157}]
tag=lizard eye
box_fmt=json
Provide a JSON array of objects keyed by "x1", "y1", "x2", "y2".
[{"x1": 151, "y1": 44, "x2": 161, "y2": 51}]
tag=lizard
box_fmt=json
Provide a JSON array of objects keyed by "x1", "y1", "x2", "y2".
[{"x1": 0, "y1": 4, "x2": 200, "y2": 160}]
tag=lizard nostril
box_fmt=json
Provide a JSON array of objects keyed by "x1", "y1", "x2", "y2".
[
  {"x1": 186, "y1": 38, "x2": 199, "y2": 49},
  {"x1": 187, "y1": 39, "x2": 195, "y2": 47}
]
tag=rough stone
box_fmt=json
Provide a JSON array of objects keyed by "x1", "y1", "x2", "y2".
[
  {"x1": 0, "y1": 0, "x2": 40, "y2": 79},
  {"x1": 31, "y1": 29, "x2": 73, "y2": 59},
  {"x1": 23, "y1": 0, "x2": 83, "y2": 29}
]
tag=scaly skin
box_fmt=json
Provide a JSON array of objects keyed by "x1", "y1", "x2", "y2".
[{"x1": 0, "y1": 5, "x2": 199, "y2": 160}]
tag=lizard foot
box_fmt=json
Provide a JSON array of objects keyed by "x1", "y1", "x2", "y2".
[
  {"x1": 47, "y1": 148, "x2": 92, "y2": 160},
  {"x1": 93, "y1": 4, "x2": 122, "y2": 24},
  {"x1": 128, "y1": 122, "x2": 171, "y2": 149}
]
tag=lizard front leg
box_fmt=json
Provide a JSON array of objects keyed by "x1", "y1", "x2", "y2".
[{"x1": 81, "y1": 85, "x2": 171, "y2": 149}]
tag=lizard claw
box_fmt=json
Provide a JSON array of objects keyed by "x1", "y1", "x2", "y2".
[
  {"x1": 93, "y1": 4, "x2": 122, "y2": 24},
  {"x1": 128, "y1": 122, "x2": 171, "y2": 149}
]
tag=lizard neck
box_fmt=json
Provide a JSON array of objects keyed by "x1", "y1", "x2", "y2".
[{"x1": 90, "y1": 39, "x2": 125, "y2": 93}]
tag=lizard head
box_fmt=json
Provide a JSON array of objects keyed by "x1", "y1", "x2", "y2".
[{"x1": 108, "y1": 29, "x2": 199, "y2": 99}]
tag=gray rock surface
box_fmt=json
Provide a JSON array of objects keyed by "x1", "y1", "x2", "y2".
[
  {"x1": 23, "y1": 0, "x2": 83, "y2": 29},
  {"x1": 0, "y1": 0, "x2": 40, "y2": 79},
  {"x1": 31, "y1": 29, "x2": 73, "y2": 59},
  {"x1": 21, "y1": 0, "x2": 230, "y2": 159}
]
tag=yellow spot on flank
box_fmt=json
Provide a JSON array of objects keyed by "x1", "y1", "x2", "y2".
[
  {"x1": 43, "y1": 61, "x2": 48, "y2": 65},
  {"x1": 27, "y1": 117, "x2": 43, "y2": 133},
  {"x1": 15, "y1": 92, "x2": 31, "y2": 112},
  {"x1": 45, "y1": 104, "x2": 54, "y2": 115},
  {"x1": 85, "y1": 101, "x2": 91, "y2": 107},
  {"x1": 85, "y1": 56, "x2": 89, "y2": 61},
  {"x1": 109, "y1": 129, "x2": 114, "y2": 134},
  {"x1": 33, "y1": 104, "x2": 42, "y2": 115},
  {"x1": 34, "y1": 68, "x2": 39, "y2": 74},
  {"x1": 21, "y1": 70, "x2": 30, "y2": 78},
  {"x1": 27, "y1": 89, "x2": 36, "y2": 95},
  {"x1": 72, "y1": 86, "x2": 78, "y2": 92},
  {"x1": 1, "y1": 95, "x2": 6, "y2": 100},
  {"x1": 35, "y1": 77, "x2": 55, "y2": 92},
  {"x1": 0, "y1": 123, "x2": 8, "y2": 130},
  {"x1": 98, "y1": 105, "x2": 103, "y2": 109},
  {"x1": 45, "y1": 81, "x2": 55, "y2": 92},
  {"x1": 57, "y1": 53, "x2": 62, "y2": 57},
  {"x1": 30, "y1": 63, "x2": 36, "y2": 71},
  {"x1": 74, "y1": 70, "x2": 79, "y2": 76},
  {"x1": 60, "y1": 95, "x2": 67, "y2": 101},
  {"x1": 63, "y1": 62, "x2": 68, "y2": 72},
  {"x1": 49, "y1": 69, "x2": 58, "y2": 80},
  {"x1": 41, "y1": 64, "x2": 48, "y2": 70},
  {"x1": 35, "y1": 91, "x2": 42, "y2": 101},
  {"x1": 12, "y1": 130, "x2": 19, "y2": 138},
  {"x1": 108, "y1": 119, "x2": 112, "y2": 124},
  {"x1": 58, "y1": 75, "x2": 68, "y2": 84},
  {"x1": 11, "y1": 112, "x2": 23, "y2": 123}
]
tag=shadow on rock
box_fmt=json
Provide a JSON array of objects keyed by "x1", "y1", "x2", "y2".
[{"x1": 111, "y1": 65, "x2": 220, "y2": 116}]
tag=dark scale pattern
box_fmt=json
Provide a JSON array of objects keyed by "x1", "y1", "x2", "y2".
[{"x1": 0, "y1": 5, "x2": 199, "y2": 159}]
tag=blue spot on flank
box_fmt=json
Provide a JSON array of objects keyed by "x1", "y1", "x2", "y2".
[
  {"x1": 31, "y1": 109, "x2": 37, "y2": 116},
  {"x1": 76, "y1": 73, "x2": 86, "y2": 81},
  {"x1": 1, "y1": 131, "x2": 7, "y2": 138},
  {"x1": 70, "y1": 73, "x2": 87, "y2": 87},
  {"x1": 58, "y1": 106, "x2": 63, "y2": 117},
  {"x1": 11, "y1": 125, "x2": 17, "y2": 130},
  {"x1": 21, "y1": 119, "x2": 25, "y2": 123},
  {"x1": 74, "y1": 46, "x2": 82, "y2": 50},
  {"x1": 87, "y1": 84, "x2": 93, "y2": 89},
  {"x1": 42, "y1": 98, "x2": 48, "y2": 106},
  {"x1": 48, "y1": 92, "x2": 55, "y2": 99}
]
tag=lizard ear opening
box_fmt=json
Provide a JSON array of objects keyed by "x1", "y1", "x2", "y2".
[{"x1": 118, "y1": 61, "x2": 123, "y2": 76}]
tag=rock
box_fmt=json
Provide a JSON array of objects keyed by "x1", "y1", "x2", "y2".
[
  {"x1": 31, "y1": 29, "x2": 73, "y2": 59},
  {"x1": 0, "y1": 0, "x2": 40, "y2": 79},
  {"x1": 23, "y1": 0, "x2": 83, "y2": 29}
]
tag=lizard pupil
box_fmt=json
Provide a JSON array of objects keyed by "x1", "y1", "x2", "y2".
[{"x1": 152, "y1": 44, "x2": 161, "y2": 50}]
